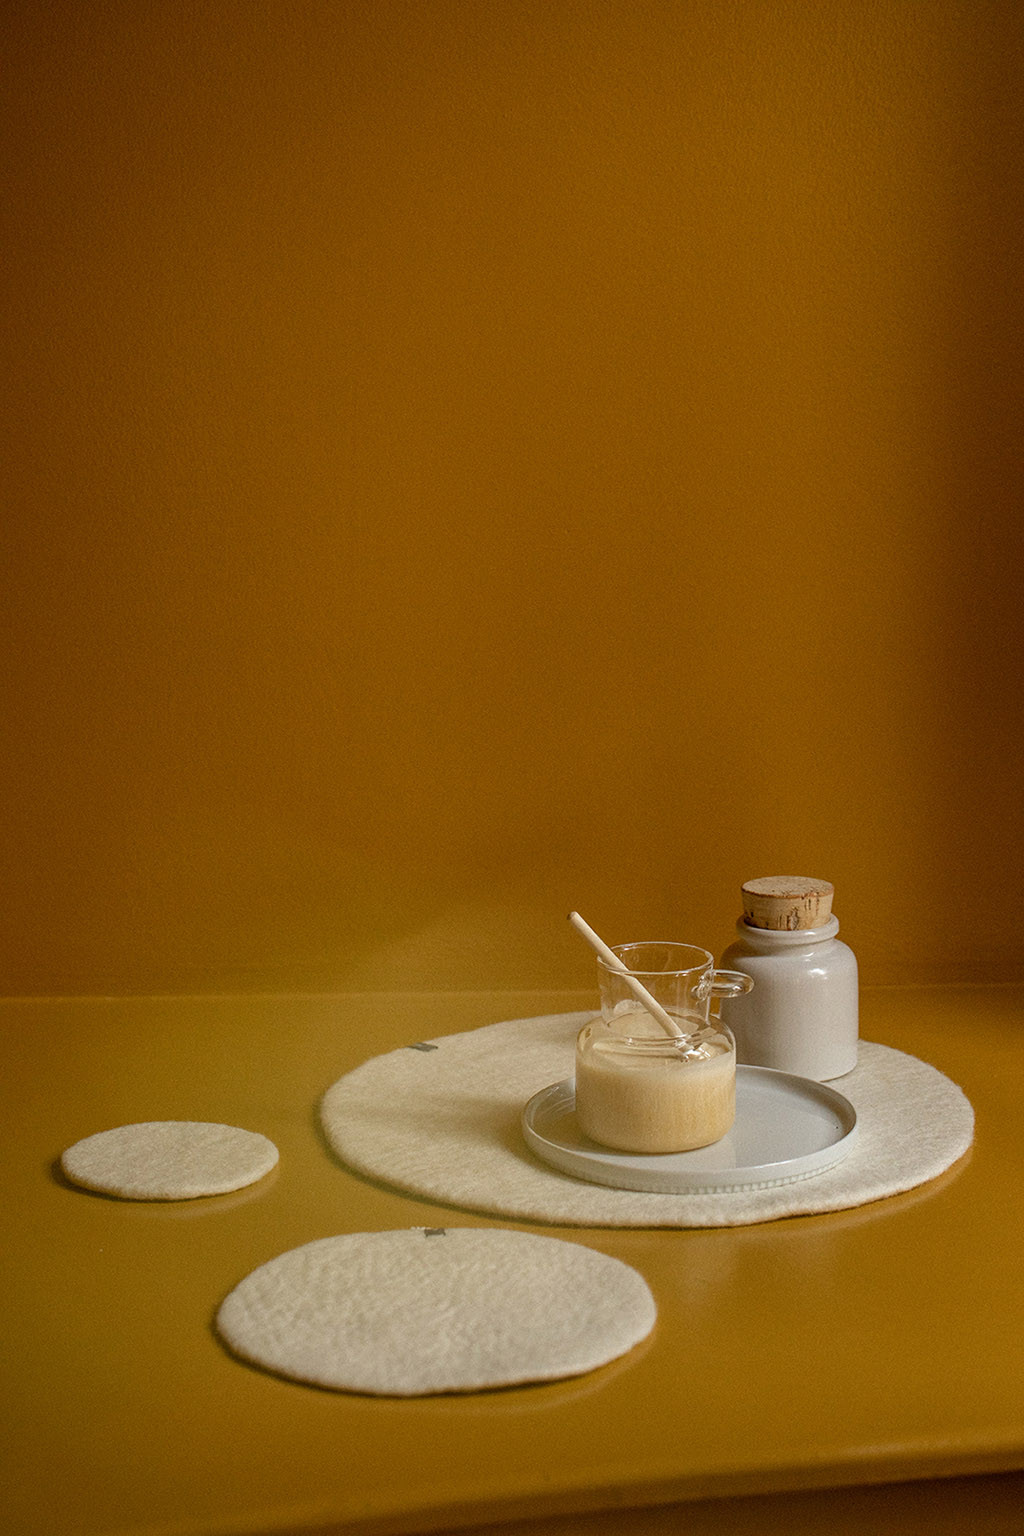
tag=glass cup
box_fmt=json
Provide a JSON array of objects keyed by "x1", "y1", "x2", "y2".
[{"x1": 575, "y1": 942, "x2": 754, "y2": 1154}]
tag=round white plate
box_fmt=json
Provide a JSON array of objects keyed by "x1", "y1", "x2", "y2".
[{"x1": 522, "y1": 1066, "x2": 858, "y2": 1194}]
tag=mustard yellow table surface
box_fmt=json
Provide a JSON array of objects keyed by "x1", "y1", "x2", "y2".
[{"x1": 4, "y1": 986, "x2": 1023, "y2": 1536}]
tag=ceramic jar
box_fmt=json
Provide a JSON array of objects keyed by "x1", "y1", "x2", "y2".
[{"x1": 717, "y1": 877, "x2": 858, "y2": 1082}]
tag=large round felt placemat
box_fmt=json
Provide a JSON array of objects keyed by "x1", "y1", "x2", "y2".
[{"x1": 320, "y1": 1013, "x2": 974, "y2": 1228}]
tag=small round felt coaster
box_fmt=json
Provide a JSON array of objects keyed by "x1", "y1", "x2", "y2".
[
  {"x1": 60, "y1": 1121, "x2": 279, "y2": 1200},
  {"x1": 320, "y1": 1013, "x2": 974, "y2": 1228},
  {"x1": 216, "y1": 1227, "x2": 656, "y2": 1395}
]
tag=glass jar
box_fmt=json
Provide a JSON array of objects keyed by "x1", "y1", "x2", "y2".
[{"x1": 574, "y1": 942, "x2": 752, "y2": 1154}]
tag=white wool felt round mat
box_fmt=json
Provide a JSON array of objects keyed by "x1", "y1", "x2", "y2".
[
  {"x1": 216, "y1": 1228, "x2": 656, "y2": 1395},
  {"x1": 61, "y1": 1121, "x2": 279, "y2": 1200},
  {"x1": 320, "y1": 1013, "x2": 974, "y2": 1229}
]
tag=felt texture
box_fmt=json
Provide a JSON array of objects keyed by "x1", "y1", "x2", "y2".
[
  {"x1": 320, "y1": 1013, "x2": 974, "y2": 1228},
  {"x1": 216, "y1": 1227, "x2": 657, "y2": 1395},
  {"x1": 60, "y1": 1121, "x2": 279, "y2": 1200}
]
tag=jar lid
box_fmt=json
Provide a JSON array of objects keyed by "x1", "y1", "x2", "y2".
[{"x1": 741, "y1": 876, "x2": 834, "y2": 931}]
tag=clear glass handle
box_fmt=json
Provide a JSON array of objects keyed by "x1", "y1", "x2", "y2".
[{"x1": 709, "y1": 968, "x2": 754, "y2": 998}]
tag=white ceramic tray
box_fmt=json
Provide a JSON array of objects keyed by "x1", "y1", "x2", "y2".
[{"x1": 521, "y1": 1066, "x2": 858, "y2": 1194}]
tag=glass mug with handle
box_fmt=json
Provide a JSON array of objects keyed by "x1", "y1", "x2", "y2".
[{"x1": 575, "y1": 942, "x2": 754, "y2": 1154}]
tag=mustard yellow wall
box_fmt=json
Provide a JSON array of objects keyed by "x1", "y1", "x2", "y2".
[{"x1": 4, "y1": 1, "x2": 1023, "y2": 995}]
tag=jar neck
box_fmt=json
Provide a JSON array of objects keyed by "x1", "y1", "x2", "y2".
[{"x1": 735, "y1": 914, "x2": 840, "y2": 950}]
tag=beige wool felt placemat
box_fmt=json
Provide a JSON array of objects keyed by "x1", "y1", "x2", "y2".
[
  {"x1": 61, "y1": 1121, "x2": 279, "y2": 1200},
  {"x1": 217, "y1": 1228, "x2": 657, "y2": 1395},
  {"x1": 320, "y1": 1012, "x2": 974, "y2": 1228}
]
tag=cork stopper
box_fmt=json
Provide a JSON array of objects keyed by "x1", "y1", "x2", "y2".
[{"x1": 741, "y1": 876, "x2": 834, "y2": 931}]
